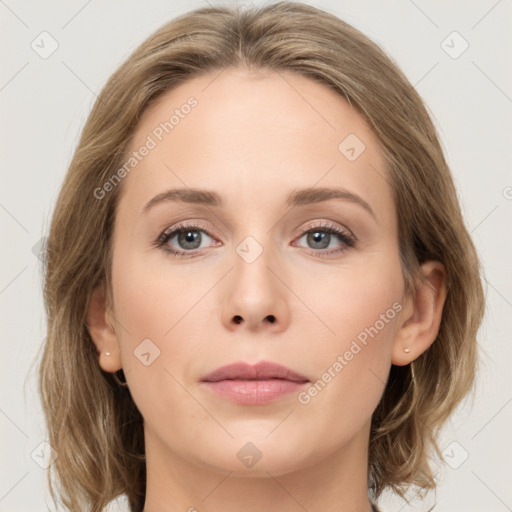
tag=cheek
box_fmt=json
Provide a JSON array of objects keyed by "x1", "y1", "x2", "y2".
[
  {"x1": 109, "y1": 248, "x2": 217, "y2": 404},
  {"x1": 109, "y1": 251, "x2": 206, "y2": 428},
  {"x1": 294, "y1": 253, "x2": 403, "y2": 416},
  {"x1": 292, "y1": 250, "x2": 403, "y2": 355},
  {"x1": 111, "y1": 247, "x2": 207, "y2": 341}
]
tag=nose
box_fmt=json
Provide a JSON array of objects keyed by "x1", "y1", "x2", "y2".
[
  {"x1": 232, "y1": 312, "x2": 276, "y2": 326},
  {"x1": 221, "y1": 247, "x2": 290, "y2": 334}
]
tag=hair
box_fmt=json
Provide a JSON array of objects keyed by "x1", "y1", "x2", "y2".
[{"x1": 37, "y1": 1, "x2": 485, "y2": 511}]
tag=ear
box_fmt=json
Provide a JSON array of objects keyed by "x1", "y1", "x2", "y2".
[
  {"x1": 86, "y1": 284, "x2": 123, "y2": 373},
  {"x1": 392, "y1": 260, "x2": 447, "y2": 366}
]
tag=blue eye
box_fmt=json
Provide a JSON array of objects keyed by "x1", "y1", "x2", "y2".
[
  {"x1": 294, "y1": 222, "x2": 355, "y2": 258},
  {"x1": 154, "y1": 221, "x2": 356, "y2": 258},
  {"x1": 155, "y1": 222, "x2": 216, "y2": 257}
]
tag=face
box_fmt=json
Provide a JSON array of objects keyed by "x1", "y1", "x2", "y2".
[{"x1": 105, "y1": 67, "x2": 406, "y2": 476}]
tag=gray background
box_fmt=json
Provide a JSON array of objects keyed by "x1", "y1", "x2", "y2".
[{"x1": 1, "y1": 0, "x2": 511, "y2": 510}]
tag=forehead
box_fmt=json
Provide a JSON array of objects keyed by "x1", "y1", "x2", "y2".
[{"x1": 119, "y1": 67, "x2": 394, "y2": 225}]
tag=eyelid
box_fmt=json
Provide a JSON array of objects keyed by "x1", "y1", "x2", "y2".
[
  {"x1": 158, "y1": 218, "x2": 218, "y2": 239},
  {"x1": 155, "y1": 218, "x2": 356, "y2": 258},
  {"x1": 297, "y1": 219, "x2": 357, "y2": 242}
]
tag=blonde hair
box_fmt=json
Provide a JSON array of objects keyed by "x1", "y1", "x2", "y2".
[{"x1": 38, "y1": 2, "x2": 485, "y2": 511}]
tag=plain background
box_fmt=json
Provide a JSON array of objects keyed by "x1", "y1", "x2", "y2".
[{"x1": 1, "y1": 0, "x2": 511, "y2": 510}]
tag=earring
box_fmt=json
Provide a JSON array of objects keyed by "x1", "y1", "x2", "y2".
[
  {"x1": 403, "y1": 347, "x2": 411, "y2": 353},
  {"x1": 103, "y1": 352, "x2": 127, "y2": 387},
  {"x1": 112, "y1": 368, "x2": 128, "y2": 387}
]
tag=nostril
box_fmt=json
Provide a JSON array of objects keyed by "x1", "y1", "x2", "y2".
[
  {"x1": 266, "y1": 315, "x2": 276, "y2": 323},
  {"x1": 233, "y1": 315, "x2": 243, "y2": 324}
]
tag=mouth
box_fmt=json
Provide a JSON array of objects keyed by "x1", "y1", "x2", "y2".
[
  {"x1": 200, "y1": 360, "x2": 309, "y2": 383},
  {"x1": 200, "y1": 360, "x2": 309, "y2": 405}
]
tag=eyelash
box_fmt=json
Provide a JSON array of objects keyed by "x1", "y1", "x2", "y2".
[{"x1": 153, "y1": 221, "x2": 356, "y2": 259}]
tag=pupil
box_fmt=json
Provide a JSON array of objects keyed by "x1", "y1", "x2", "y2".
[
  {"x1": 179, "y1": 230, "x2": 200, "y2": 249},
  {"x1": 309, "y1": 231, "x2": 329, "y2": 249}
]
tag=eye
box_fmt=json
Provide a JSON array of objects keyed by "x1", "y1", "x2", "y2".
[
  {"x1": 293, "y1": 221, "x2": 356, "y2": 258},
  {"x1": 154, "y1": 221, "x2": 218, "y2": 258},
  {"x1": 154, "y1": 220, "x2": 356, "y2": 259}
]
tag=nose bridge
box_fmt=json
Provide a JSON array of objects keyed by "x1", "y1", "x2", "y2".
[
  {"x1": 234, "y1": 234, "x2": 275, "y2": 301},
  {"x1": 221, "y1": 229, "x2": 290, "y2": 333}
]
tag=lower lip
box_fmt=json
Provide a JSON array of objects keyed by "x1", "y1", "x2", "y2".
[{"x1": 202, "y1": 379, "x2": 308, "y2": 404}]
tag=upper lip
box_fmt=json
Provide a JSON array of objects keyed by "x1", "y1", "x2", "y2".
[{"x1": 201, "y1": 361, "x2": 309, "y2": 383}]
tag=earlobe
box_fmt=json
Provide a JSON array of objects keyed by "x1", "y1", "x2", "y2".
[
  {"x1": 392, "y1": 260, "x2": 447, "y2": 366},
  {"x1": 86, "y1": 284, "x2": 123, "y2": 373}
]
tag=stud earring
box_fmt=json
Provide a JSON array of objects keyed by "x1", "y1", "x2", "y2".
[{"x1": 403, "y1": 347, "x2": 411, "y2": 353}]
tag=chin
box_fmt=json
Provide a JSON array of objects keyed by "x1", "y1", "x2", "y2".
[{"x1": 191, "y1": 435, "x2": 314, "y2": 478}]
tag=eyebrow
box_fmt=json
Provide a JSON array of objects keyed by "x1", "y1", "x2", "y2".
[{"x1": 142, "y1": 186, "x2": 376, "y2": 220}]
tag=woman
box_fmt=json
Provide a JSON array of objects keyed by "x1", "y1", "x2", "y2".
[{"x1": 38, "y1": 2, "x2": 485, "y2": 511}]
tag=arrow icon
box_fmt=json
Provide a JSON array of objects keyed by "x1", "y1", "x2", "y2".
[
  {"x1": 338, "y1": 134, "x2": 365, "y2": 161},
  {"x1": 31, "y1": 441, "x2": 58, "y2": 468},
  {"x1": 440, "y1": 31, "x2": 469, "y2": 59},
  {"x1": 134, "y1": 338, "x2": 161, "y2": 366},
  {"x1": 236, "y1": 441, "x2": 263, "y2": 467},
  {"x1": 236, "y1": 236, "x2": 263, "y2": 263}
]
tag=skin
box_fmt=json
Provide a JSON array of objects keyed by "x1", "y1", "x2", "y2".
[{"x1": 87, "y1": 67, "x2": 446, "y2": 512}]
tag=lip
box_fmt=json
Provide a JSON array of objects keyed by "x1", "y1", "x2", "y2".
[
  {"x1": 200, "y1": 361, "x2": 309, "y2": 405},
  {"x1": 201, "y1": 360, "x2": 309, "y2": 383}
]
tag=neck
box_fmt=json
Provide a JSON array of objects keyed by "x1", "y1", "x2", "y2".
[{"x1": 142, "y1": 420, "x2": 375, "y2": 512}]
